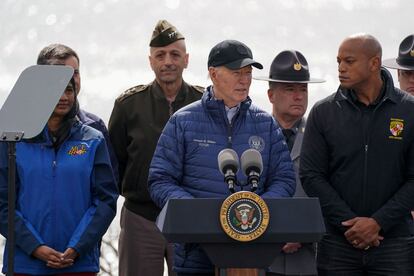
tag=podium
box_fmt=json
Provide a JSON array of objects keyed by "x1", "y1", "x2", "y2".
[{"x1": 157, "y1": 197, "x2": 325, "y2": 275}]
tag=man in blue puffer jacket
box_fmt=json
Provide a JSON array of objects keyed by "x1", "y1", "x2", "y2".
[{"x1": 149, "y1": 40, "x2": 296, "y2": 275}]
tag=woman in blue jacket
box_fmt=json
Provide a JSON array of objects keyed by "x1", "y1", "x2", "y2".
[{"x1": 0, "y1": 79, "x2": 118, "y2": 275}]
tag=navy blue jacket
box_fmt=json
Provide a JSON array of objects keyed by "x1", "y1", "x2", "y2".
[
  {"x1": 78, "y1": 108, "x2": 119, "y2": 184},
  {"x1": 149, "y1": 86, "x2": 295, "y2": 274}
]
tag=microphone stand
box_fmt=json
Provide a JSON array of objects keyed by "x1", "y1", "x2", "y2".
[
  {"x1": 224, "y1": 169, "x2": 236, "y2": 194},
  {"x1": 247, "y1": 171, "x2": 260, "y2": 192},
  {"x1": 227, "y1": 180, "x2": 257, "y2": 194}
]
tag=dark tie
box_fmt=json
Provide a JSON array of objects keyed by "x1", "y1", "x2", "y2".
[{"x1": 282, "y1": 129, "x2": 294, "y2": 152}]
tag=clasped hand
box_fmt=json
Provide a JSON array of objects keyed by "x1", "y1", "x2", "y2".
[
  {"x1": 33, "y1": 245, "x2": 78, "y2": 268},
  {"x1": 342, "y1": 217, "x2": 383, "y2": 250}
]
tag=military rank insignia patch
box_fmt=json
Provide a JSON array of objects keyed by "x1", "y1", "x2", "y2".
[
  {"x1": 220, "y1": 191, "x2": 269, "y2": 242},
  {"x1": 68, "y1": 144, "x2": 88, "y2": 156},
  {"x1": 389, "y1": 118, "x2": 404, "y2": 140}
]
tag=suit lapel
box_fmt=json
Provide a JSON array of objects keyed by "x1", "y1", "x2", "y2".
[{"x1": 290, "y1": 118, "x2": 306, "y2": 161}]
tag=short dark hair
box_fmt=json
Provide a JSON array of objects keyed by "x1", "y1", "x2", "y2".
[{"x1": 37, "y1": 43, "x2": 80, "y2": 65}]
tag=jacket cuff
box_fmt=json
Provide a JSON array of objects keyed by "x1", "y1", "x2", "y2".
[
  {"x1": 371, "y1": 214, "x2": 386, "y2": 232},
  {"x1": 26, "y1": 241, "x2": 44, "y2": 256},
  {"x1": 70, "y1": 245, "x2": 82, "y2": 257}
]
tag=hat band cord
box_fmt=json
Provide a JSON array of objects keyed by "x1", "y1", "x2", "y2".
[{"x1": 397, "y1": 57, "x2": 414, "y2": 67}]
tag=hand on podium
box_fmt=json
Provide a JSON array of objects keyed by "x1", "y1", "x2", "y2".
[{"x1": 281, "y1": 242, "x2": 302, "y2": 254}]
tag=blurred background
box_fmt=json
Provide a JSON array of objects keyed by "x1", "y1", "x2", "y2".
[{"x1": 0, "y1": 0, "x2": 412, "y2": 275}]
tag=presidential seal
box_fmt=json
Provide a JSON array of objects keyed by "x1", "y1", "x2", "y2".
[
  {"x1": 220, "y1": 191, "x2": 270, "y2": 242},
  {"x1": 248, "y1": 136, "x2": 265, "y2": 152}
]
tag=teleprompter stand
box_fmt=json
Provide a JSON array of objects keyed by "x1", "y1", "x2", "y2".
[{"x1": 0, "y1": 65, "x2": 74, "y2": 275}]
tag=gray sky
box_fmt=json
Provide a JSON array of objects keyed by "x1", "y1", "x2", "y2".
[{"x1": 0, "y1": 0, "x2": 412, "y2": 124}]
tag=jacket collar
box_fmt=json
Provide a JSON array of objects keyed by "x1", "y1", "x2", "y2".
[
  {"x1": 77, "y1": 109, "x2": 92, "y2": 125},
  {"x1": 34, "y1": 120, "x2": 81, "y2": 146},
  {"x1": 334, "y1": 67, "x2": 398, "y2": 104},
  {"x1": 290, "y1": 117, "x2": 306, "y2": 161},
  {"x1": 202, "y1": 85, "x2": 252, "y2": 115},
  {"x1": 151, "y1": 80, "x2": 188, "y2": 102}
]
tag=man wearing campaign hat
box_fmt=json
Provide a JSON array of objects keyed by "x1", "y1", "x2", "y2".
[
  {"x1": 148, "y1": 40, "x2": 295, "y2": 275},
  {"x1": 383, "y1": 34, "x2": 414, "y2": 95},
  {"x1": 109, "y1": 19, "x2": 203, "y2": 276},
  {"x1": 256, "y1": 50, "x2": 324, "y2": 276}
]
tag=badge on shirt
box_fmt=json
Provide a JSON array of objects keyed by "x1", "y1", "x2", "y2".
[
  {"x1": 389, "y1": 118, "x2": 404, "y2": 140},
  {"x1": 68, "y1": 144, "x2": 88, "y2": 156},
  {"x1": 248, "y1": 136, "x2": 265, "y2": 152}
]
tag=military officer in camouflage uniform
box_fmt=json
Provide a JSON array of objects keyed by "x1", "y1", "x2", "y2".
[{"x1": 108, "y1": 20, "x2": 203, "y2": 276}]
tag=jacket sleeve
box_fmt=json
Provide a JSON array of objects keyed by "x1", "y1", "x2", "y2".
[
  {"x1": 261, "y1": 119, "x2": 296, "y2": 198},
  {"x1": 148, "y1": 115, "x2": 194, "y2": 208},
  {"x1": 80, "y1": 109, "x2": 119, "y2": 186},
  {"x1": 371, "y1": 141, "x2": 414, "y2": 232},
  {"x1": 92, "y1": 118, "x2": 119, "y2": 186},
  {"x1": 108, "y1": 100, "x2": 127, "y2": 193},
  {"x1": 66, "y1": 138, "x2": 118, "y2": 256},
  {"x1": 300, "y1": 105, "x2": 356, "y2": 232},
  {"x1": 0, "y1": 143, "x2": 44, "y2": 255}
]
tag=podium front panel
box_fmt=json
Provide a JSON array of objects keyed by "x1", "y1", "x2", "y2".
[{"x1": 157, "y1": 198, "x2": 325, "y2": 243}]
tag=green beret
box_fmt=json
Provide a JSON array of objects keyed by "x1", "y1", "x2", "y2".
[{"x1": 149, "y1": 19, "x2": 185, "y2": 47}]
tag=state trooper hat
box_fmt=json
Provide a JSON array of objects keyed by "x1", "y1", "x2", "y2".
[
  {"x1": 149, "y1": 19, "x2": 184, "y2": 47},
  {"x1": 208, "y1": 40, "x2": 263, "y2": 70},
  {"x1": 255, "y1": 50, "x2": 324, "y2": 83},
  {"x1": 383, "y1": 34, "x2": 414, "y2": 70}
]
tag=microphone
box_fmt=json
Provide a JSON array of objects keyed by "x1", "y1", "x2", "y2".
[
  {"x1": 241, "y1": 149, "x2": 263, "y2": 192},
  {"x1": 218, "y1": 149, "x2": 239, "y2": 193}
]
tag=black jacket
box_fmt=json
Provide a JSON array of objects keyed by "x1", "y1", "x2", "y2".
[{"x1": 300, "y1": 68, "x2": 414, "y2": 238}]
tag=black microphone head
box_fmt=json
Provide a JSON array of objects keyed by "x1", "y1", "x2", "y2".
[
  {"x1": 241, "y1": 149, "x2": 263, "y2": 175},
  {"x1": 218, "y1": 148, "x2": 239, "y2": 175}
]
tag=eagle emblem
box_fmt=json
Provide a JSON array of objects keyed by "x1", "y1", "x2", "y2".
[
  {"x1": 233, "y1": 203, "x2": 257, "y2": 230},
  {"x1": 220, "y1": 191, "x2": 270, "y2": 242},
  {"x1": 248, "y1": 136, "x2": 265, "y2": 152}
]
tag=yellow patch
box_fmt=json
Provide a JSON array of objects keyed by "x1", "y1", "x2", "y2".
[
  {"x1": 389, "y1": 118, "x2": 404, "y2": 140},
  {"x1": 410, "y1": 50, "x2": 414, "y2": 57},
  {"x1": 68, "y1": 144, "x2": 87, "y2": 156},
  {"x1": 293, "y1": 62, "x2": 302, "y2": 71}
]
